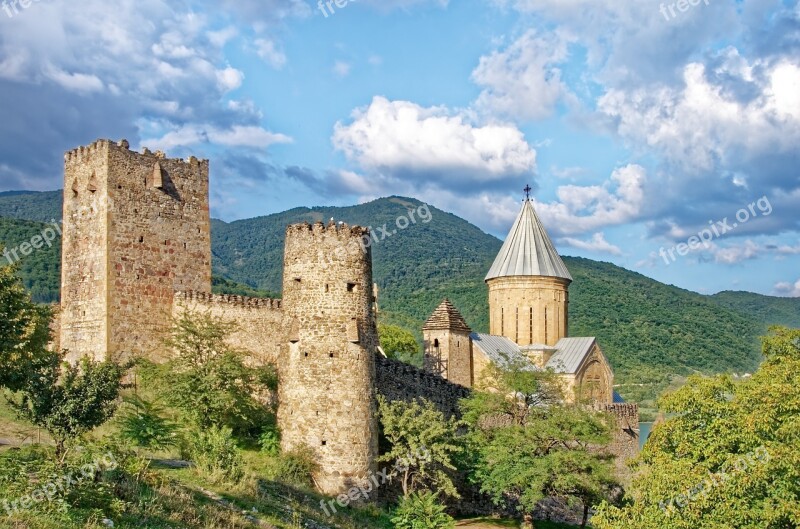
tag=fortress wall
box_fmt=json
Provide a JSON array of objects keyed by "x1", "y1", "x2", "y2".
[
  {"x1": 172, "y1": 290, "x2": 283, "y2": 365},
  {"x1": 376, "y1": 356, "x2": 471, "y2": 418}
]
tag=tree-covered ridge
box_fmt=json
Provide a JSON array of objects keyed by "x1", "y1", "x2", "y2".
[
  {"x1": 0, "y1": 193, "x2": 798, "y2": 407},
  {"x1": 0, "y1": 190, "x2": 62, "y2": 223}
]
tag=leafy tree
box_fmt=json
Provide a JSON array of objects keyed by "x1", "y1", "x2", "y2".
[
  {"x1": 379, "y1": 323, "x2": 421, "y2": 366},
  {"x1": 377, "y1": 396, "x2": 462, "y2": 499},
  {"x1": 159, "y1": 310, "x2": 275, "y2": 437},
  {"x1": 0, "y1": 258, "x2": 53, "y2": 391},
  {"x1": 9, "y1": 355, "x2": 126, "y2": 461},
  {"x1": 391, "y1": 491, "x2": 455, "y2": 529},
  {"x1": 117, "y1": 395, "x2": 179, "y2": 451},
  {"x1": 462, "y1": 358, "x2": 619, "y2": 528},
  {"x1": 185, "y1": 424, "x2": 244, "y2": 484},
  {"x1": 593, "y1": 326, "x2": 800, "y2": 529}
]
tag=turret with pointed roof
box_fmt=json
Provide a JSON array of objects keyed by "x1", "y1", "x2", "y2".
[
  {"x1": 486, "y1": 192, "x2": 571, "y2": 347},
  {"x1": 422, "y1": 299, "x2": 474, "y2": 387}
]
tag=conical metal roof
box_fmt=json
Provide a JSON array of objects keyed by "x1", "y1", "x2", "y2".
[{"x1": 485, "y1": 199, "x2": 572, "y2": 282}]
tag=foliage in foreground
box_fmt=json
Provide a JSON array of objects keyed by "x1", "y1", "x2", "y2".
[
  {"x1": 116, "y1": 395, "x2": 179, "y2": 452},
  {"x1": 9, "y1": 355, "x2": 126, "y2": 461},
  {"x1": 377, "y1": 396, "x2": 462, "y2": 499},
  {"x1": 462, "y1": 356, "x2": 619, "y2": 528},
  {"x1": 391, "y1": 491, "x2": 455, "y2": 529},
  {"x1": 593, "y1": 326, "x2": 800, "y2": 529},
  {"x1": 185, "y1": 424, "x2": 245, "y2": 485},
  {"x1": 378, "y1": 323, "x2": 422, "y2": 366},
  {"x1": 150, "y1": 309, "x2": 277, "y2": 438}
]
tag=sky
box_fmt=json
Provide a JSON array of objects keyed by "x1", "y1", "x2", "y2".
[{"x1": 0, "y1": 0, "x2": 798, "y2": 297}]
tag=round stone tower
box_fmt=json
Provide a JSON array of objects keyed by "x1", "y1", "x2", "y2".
[
  {"x1": 485, "y1": 198, "x2": 572, "y2": 347},
  {"x1": 278, "y1": 221, "x2": 378, "y2": 495}
]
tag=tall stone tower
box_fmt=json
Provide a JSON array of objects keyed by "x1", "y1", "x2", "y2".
[
  {"x1": 423, "y1": 299, "x2": 473, "y2": 387},
  {"x1": 60, "y1": 139, "x2": 211, "y2": 362},
  {"x1": 485, "y1": 197, "x2": 572, "y2": 347},
  {"x1": 278, "y1": 221, "x2": 378, "y2": 495}
]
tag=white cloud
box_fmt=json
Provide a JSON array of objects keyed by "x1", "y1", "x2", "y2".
[
  {"x1": 142, "y1": 125, "x2": 292, "y2": 150},
  {"x1": 333, "y1": 61, "x2": 352, "y2": 78},
  {"x1": 559, "y1": 232, "x2": 623, "y2": 255},
  {"x1": 472, "y1": 30, "x2": 572, "y2": 121},
  {"x1": 774, "y1": 279, "x2": 800, "y2": 297},
  {"x1": 712, "y1": 239, "x2": 761, "y2": 264},
  {"x1": 254, "y1": 38, "x2": 287, "y2": 69},
  {"x1": 533, "y1": 164, "x2": 648, "y2": 236},
  {"x1": 216, "y1": 66, "x2": 245, "y2": 92},
  {"x1": 598, "y1": 55, "x2": 800, "y2": 173},
  {"x1": 332, "y1": 96, "x2": 537, "y2": 185}
]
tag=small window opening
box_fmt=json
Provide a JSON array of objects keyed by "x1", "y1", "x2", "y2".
[
  {"x1": 139, "y1": 236, "x2": 144, "y2": 243},
  {"x1": 329, "y1": 352, "x2": 335, "y2": 358},
  {"x1": 347, "y1": 283, "x2": 357, "y2": 292},
  {"x1": 294, "y1": 277, "x2": 302, "y2": 283},
  {"x1": 434, "y1": 338, "x2": 439, "y2": 348},
  {"x1": 321, "y1": 440, "x2": 327, "y2": 446}
]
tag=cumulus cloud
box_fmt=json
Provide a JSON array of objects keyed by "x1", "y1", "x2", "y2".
[
  {"x1": 254, "y1": 39, "x2": 287, "y2": 69},
  {"x1": 142, "y1": 125, "x2": 292, "y2": 150},
  {"x1": 559, "y1": 232, "x2": 623, "y2": 255},
  {"x1": 472, "y1": 30, "x2": 572, "y2": 121},
  {"x1": 774, "y1": 278, "x2": 800, "y2": 297},
  {"x1": 533, "y1": 164, "x2": 648, "y2": 236},
  {"x1": 598, "y1": 54, "x2": 800, "y2": 174},
  {"x1": 332, "y1": 96, "x2": 537, "y2": 188}
]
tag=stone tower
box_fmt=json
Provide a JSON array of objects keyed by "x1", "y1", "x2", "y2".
[
  {"x1": 485, "y1": 198, "x2": 571, "y2": 347},
  {"x1": 278, "y1": 221, "x2": 379, "y2": 495},
  {"x1": 60, "y1": 139, "x2": 211, "y2": 362},
  {"x1": 423, "y1": 299, "x2": 473, "y2": 387}
]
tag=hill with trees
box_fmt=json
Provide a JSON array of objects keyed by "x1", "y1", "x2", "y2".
[{"x1": 0, "y1": 191, "x2": 798, "y2": 408}]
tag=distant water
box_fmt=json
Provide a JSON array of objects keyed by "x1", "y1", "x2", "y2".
[{"x1": 639, "y1": 422, "x2": 653, "y2": 449}]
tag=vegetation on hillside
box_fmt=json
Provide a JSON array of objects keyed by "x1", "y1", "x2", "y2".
[
  {"x1": 1, "y1": 192, "x2": 798, "y2": 406},
  {"x1": 593, "y1": 326, "x2": 800, "y2": 528}
]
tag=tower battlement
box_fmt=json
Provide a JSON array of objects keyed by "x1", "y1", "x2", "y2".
[
  {"x1": 174, "y1": 290, "x2": 282, "y2": 310},
  {"x1": 65, "y1": 139, "x2": 208, "y2": 168}
]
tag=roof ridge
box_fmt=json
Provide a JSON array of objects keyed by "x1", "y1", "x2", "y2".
[
  {"x1": 485, "y1": 199, "x2": 572, "y2": 282},
  {"x1": 423, "y1": 299, "x2": 472, "y2": 333}
]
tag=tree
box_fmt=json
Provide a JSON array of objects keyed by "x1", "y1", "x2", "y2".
[
  {"x1": 10, "y1": 355, "x2": 126, "y2": 461},
  {"x1": 159, "y1": 310, "x2": 275, "y2": 437},
  {"x1": 462, "y1": 356, "x2": 619, "y2": 528},
  {"x1": 392, "y1": 491, "x2": 455, "y2": 529},
  {"x1": 0, "y1": 259, "x2": 52, "y2": 392},
  {"x1": 593, "y1": 326, "x2": 800, "y2": 529},
  {"x1": 117, "y1": 395, "x2": 179, "y2": 451},
  {"x1": 379, "y1": 324, "x2": 421, "y2": 366},
  {"x1": 377, "y1": 396, "x2": 462, "y2": 499}
]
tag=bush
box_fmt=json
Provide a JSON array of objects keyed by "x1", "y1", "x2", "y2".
[
  {"x1": 391, "y1": 491, "x2": 454, "y2": 529},
  {"x1": 265, "y1": 446, "x2": 318, "y2": 488},
  {"x1": 117, "y1": 395, "x2": 179, "y2": 452},
  {"x1": 258, "y1": 426, "x2": 281, "y2": 456},
  {"x1": 186, "y1": 425, "x2": 244, "y2": 484}
]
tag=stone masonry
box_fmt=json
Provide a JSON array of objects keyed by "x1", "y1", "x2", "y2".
[
  {"x1": 278, "y1": 222, "x2": 379, "y2": 495},
  {"x1": 487, "y1": 276, "x2": 570, "y2": 347}
]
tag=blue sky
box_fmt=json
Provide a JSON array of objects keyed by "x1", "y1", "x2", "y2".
[{"x1": 0, "y1": 0, "x2": 798, "y2": 297}]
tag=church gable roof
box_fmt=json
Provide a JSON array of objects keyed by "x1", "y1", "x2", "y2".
[
  {"x1": 423, "y1": 299, "x2": 472, "y2": 334},
  {"x1": 485, "y1": 199, "x2": 572, "y2": 282},
  {"x1": 546, "y1": 337, "x2": 597, "y2": 374}
]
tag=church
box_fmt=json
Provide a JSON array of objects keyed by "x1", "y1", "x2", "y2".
[{"x1": 422, "y1": 191, "x2": 616, "y2": 405}]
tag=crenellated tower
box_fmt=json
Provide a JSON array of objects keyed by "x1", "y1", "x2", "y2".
[
  {"x1": 278, "y1": 221, "x2": 379, "y2": 495},
  {"x1": 60, "y1": 139, "x2": 211, "y2": 363}
]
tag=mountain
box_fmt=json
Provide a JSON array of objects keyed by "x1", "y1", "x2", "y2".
[{"x1": 1, "y1": 191, "x2": 798, "y2": 410}]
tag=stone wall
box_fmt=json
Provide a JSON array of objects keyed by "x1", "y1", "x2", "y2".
[
  {"x1": 597, "y1": 402, "x2": 640, "y2": 479},
  {"x1": 487, "y1": 276, "x2": 570, "y2": 347},
  {"x1": 278, "y1": 221, "x2": 379, "y2": 495},
  {"x1": 376, "y1": 356, "x2": 471, "y2": 418},
  {"x1": 172, "y1": 290, "x2": 283, "y2": 364},
  {"x1": 61, "y1": 139, "x2": 211, "y2": 363}
]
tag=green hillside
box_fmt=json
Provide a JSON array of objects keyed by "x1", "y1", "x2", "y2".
[
  {"x1": 0, "y1": 190, "x2": 62, "y2": 223},
  {"x1": 1, "y1": 192, "x2": 797, "y2": 409}
]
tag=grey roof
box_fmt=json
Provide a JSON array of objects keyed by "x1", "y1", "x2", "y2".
[
  {"x1": 470, "y1": 333, "x2": 531, "y2": 370},
  {"x1": 546, "y1": 337, "x2": 597, "y2": 374},
  {"x1": 485, "y1": 200, "x2": 572, "y2": 282}
]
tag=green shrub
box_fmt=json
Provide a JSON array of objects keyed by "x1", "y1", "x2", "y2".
[
  {"x1": 258, "y1": 426, "x2": 281, "y2": 456},
  {"x1": 265, "y1": 446, "x2": 318, "y2": 488},
  {"x1": 117, "y1": 395, "x2": 179, "y2": 452},
  {"x1": 391, "y1": 491, "x2": 454, "y2": 529},
  {"x1": 186, "y1": 425, "x2": 244, "y2": 484}
]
